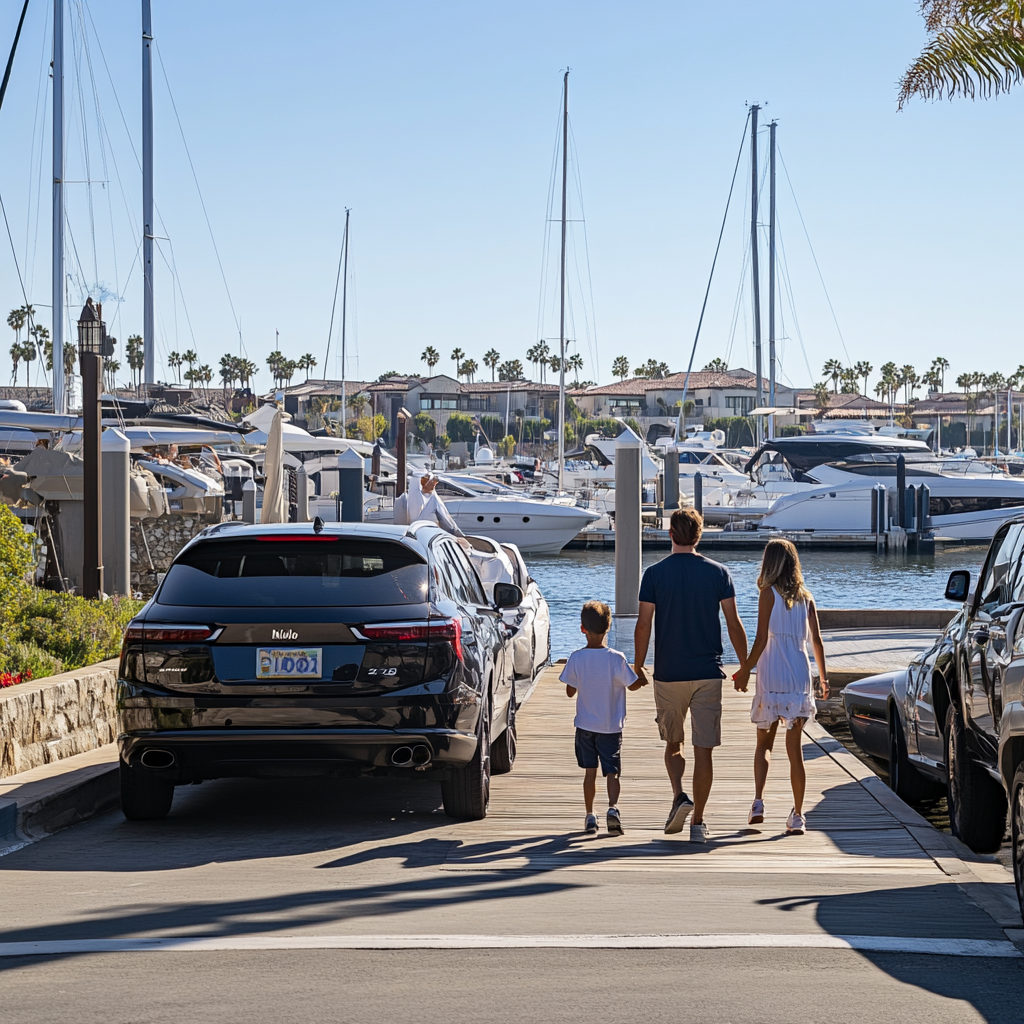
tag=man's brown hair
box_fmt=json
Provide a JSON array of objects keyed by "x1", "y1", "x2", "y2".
[
  {"x1": 669, "y1": 507, "x2": 703, "y2": 547},
  {"x1": 580, "y1": 600, "x2": 612, "y2": 635}
]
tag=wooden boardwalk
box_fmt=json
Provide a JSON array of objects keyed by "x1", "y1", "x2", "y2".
[{"x1": 455, "y1": 665, "x2": 1004, "y2": 888}]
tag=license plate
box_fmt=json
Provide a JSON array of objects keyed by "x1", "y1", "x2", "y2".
[{"x1": 256, "y1": 648, "x2": 322, "y2": 679}]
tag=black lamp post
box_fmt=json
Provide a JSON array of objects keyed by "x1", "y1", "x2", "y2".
[{"x1": 78, "y1": 297, "x2": 106, "y2": 599}]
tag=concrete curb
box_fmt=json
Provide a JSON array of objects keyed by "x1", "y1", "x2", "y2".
[
  {"x1": 0, "y1": 747, "x2": 119, "y2": 856},
  {"x1": 806, "y1": 721, "x2": 1022, "y2": 936}
]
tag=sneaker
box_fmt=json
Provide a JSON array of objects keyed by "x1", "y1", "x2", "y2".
[
  {"x1": 786, "y1": 809, "x2": 805, "y2": 834},
  {"x1": 664, "y1": 792, "x2": 695, "y2": 834},
  {"x1": 748, "y1": 799, "x2": 765, "y2": 825},
  {"x1": 689, "y1": 821, "x2": 711, "y2": 843},
  {"x1": 606, "y1": 807, "x2": 623, "y2": 836},
  {"x1": 584, "y1": 813, "x2": 598, "y2": 835}
]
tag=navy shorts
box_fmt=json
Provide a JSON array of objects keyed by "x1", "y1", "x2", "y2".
[{"x1": 575, "y1": 728, "x2": 622, "y2": 776}]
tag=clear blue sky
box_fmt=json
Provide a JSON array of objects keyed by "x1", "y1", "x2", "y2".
[{"x1": 1, "y1": 1, "x2": 1021, "y2": 395}]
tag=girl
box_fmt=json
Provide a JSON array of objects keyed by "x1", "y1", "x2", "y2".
[{"x1": 733, "y1": 539, "x2": 829, "y2": 835}]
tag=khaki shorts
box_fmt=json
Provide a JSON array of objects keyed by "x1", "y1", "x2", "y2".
[{"x1": 653, "y1": 678, "x2": 723, "y2": 749}]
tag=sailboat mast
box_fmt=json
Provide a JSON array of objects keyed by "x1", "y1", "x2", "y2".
[
  {"x1": 749, "y1": 105, "x2": 763, "y2": 444},
  {"x1": 340, "y1": 208, "x2": 350, "y2": 438},
  {"x1": 142, "y1": 0, "x2": 155, "y2": 385},
  {"x1": 51, "y1": 0, "x2": 65, "y2": 413},
  {"x1": 767, "y1": 119, "x2": 777, "y2": 440},
  {"x1": 557, "y1": 70, "x2": 568, "y2": 493}
]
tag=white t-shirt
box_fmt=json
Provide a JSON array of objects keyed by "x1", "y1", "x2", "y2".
[{"x1": 559, "y1": 647, "x2": 637, "y2": 734}]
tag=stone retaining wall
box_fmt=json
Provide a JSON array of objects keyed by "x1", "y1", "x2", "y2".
[
  {"x1": 0, "y1": 659, "x2": 119, "y2": 778},
  {"x1": 130, "y1": 512, "x2": 221, "y2": 596}
]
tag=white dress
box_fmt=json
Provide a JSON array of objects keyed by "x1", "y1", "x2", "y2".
[{"x1": 750, "y1": 588, "x2": 816, "y2": 729}]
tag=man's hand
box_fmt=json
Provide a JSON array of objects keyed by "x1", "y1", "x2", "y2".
[
  {"x1": 633, "y1": 664, "x2": 650, "y2": 687},
  {"x1": 815, "y1": 678, "x2": 830, "y2": 700},
  {"x1": 733, "y1": 666, "x2": 750, "y2": 692}
]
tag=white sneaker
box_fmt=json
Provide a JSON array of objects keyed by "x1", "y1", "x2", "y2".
[
  {"x1": 786, "y1": 809, "x2": 805, "y2": 834},
  {"x1": 689, "y1": 821, "x2": 711, "y2": 843},
  {"x1": 584, "y1": 813, "x2": 598, "y2": 835},
  {"x1": 748, "y1": 799, "x2": 764, "y2": 825}
]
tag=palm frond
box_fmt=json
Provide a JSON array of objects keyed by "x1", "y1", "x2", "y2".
[{"x1": 899, "y1": 1, "x2": 1024, "y2": 107}]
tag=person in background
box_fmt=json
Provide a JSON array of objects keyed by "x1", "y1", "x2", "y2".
[
  {"x1": 562, "y1": 600, "x2": 646, "y2": 836},
  {"x1": 634, "y1": 508, "x2": 748, "y2": 843},
  {"x1": 407, "y1": 473, "x2": 465, "y2": 537},
  {"x1": 733, "y1": 538, "x2": 829, "y2": 835}
]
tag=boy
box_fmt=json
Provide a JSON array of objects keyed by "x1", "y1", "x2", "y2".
[{"x1": 560, "y1": 600, "x2": 645, "y2": 835}]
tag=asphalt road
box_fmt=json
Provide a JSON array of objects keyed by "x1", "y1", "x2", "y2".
[{"x1": 1, "y1": 774, "x2": 1022, "y2": 1024}]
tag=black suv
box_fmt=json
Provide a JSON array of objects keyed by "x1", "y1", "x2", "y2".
[
  {"x1": 117, "y1": 521, "x2": 522, "y2": 821},
  {"x1": 890, "y1": 515, "x2": 1024, "y2": 913}
]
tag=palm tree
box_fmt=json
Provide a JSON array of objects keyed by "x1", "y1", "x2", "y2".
[
  {"x1": 483, "y1": 348, "x2": 501, "y2": 380},
  {"x1": 931, "y1": 356, "x2": 950, "y2": 393},
  {"x1": 854, "y1": 360, "x2": 873, "y2": 395},
  {"x1": 612, "y1": 355, "x2": 629, "y2": 380},
  {"x1": 126, "y1": 335, "x2": 144, "y2": 390},
  {"x1": 822, "y1": 358, "x2": 843, "y2": 393},
  {"x1": 527, "y1": 340, "x2": 550, "y2": 383},
  {"x1": 183, "y1": 348, "x2": 198, "y2": 384},
  {"x1": 840, "y1": 367, "x2": 858, "y2": 394},
  {"x1": 498, "y1": 359, "x2": 524, "y2": 381},
  {"x1": 20, "y1": 339, "x2": 36, "y2": 387},
  {"x1": 567, "y1": 352, "x2": 584, "y2": 376},
  {"x1": 813, "y1": 382, "x2": 831, "y2": 411},
  {"x1": 460, "y1": 358, "x2": 478, "y2": 383},
  {"x1": 299, "y1": 353, "x2": 317, "y2": 377},
  {"x1": 167, "y1": 350, "x2": 183, "y2": 384},
  {"x1": 899, "y1": 2, "x2": 1024, "y2": 109},
  {"x1": 702, "y1": 357, "x2": 729, "y2": 372},
  {"x1": 421, "y1": 346, "x2": 440, "y2": 375},
  {"x1": 8, "y1": 308, "x2": 26, "y2": 382},
  {"x1": 548, "y1": 354, "x2": 563, "y2": 378},
  {"x1": 450, "y1": 347, "x2": 465, "y2": 379}
]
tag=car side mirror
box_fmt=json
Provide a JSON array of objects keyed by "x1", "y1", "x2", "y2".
[
  {"x1": 493, "y1": 582, "x2": 523, "y2": 609},
  {"x1": 945, "y1": 570, "x2": 970, "y2": 603}
]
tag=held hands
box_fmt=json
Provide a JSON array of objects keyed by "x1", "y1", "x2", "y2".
[
  {"x1": 633, "y1": 665, "x2": 651, "y2": 687},
  {"x1": 815, "y1": 678, "x2": 831, "y2": 700},
  {"x1": 732, "y1": 665, "x2": 750, "y2": 692}
]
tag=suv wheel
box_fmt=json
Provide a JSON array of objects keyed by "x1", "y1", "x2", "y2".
[
  {"x1": 888, "y1": 708, "x2": 942, "y2": 804},
  {"x1": 441, "y1": 694, "x2": 491, "y2": 820},
  {"x1": 944, "y1": 704, "x2": 1006, "y2": 853},
  {"x1": 491, "y1": 683, "x2": 517, "y2": 775},
  {"x1": 120, "y1": 759, "x2": 174, "y2": 821},
  {"x1": 1012, "y1": 763, "x2": 1024, "y2": 922}
]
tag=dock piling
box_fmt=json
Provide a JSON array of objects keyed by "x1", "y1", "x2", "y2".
[
  {"x1": 693, "y1": 471, "x2": 703, "y2": 517},
  {"x1": 664, "y1": 450, "x2": 679, "y2": 511},
  {"x1": 614, "y1": 441, "x2": 642, "y2": 618},
  {"x1": 241, "y1": 479, "x2": 256, "y2": 524}
]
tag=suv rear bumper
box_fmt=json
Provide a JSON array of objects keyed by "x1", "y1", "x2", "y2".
[{"x1": 118, "y1": 727, "x2": 478, "y2": 783}]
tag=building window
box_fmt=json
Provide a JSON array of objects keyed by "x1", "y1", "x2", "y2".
[{"x1": 725, "y1": 395, "x2": 754, "y2": 415}]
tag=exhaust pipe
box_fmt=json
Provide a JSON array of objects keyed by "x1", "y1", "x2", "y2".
[
  {"x1": 140, "y1": 748, "x2": 175, "y2": 769},
  {"x1": 412, "y1": 745, "x2": 431, "y2": 766},
  {"x1": 391, "y1": 746, "x2": 414, "y2": 767}
]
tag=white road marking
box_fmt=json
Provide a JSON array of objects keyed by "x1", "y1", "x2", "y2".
[{"x1": 0, "y1": 933, "x2": 1018, "y2": 958}]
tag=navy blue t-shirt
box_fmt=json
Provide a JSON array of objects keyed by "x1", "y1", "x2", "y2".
[{"x1": 638, "y1": 552, "x2": 736, "y2": 682}]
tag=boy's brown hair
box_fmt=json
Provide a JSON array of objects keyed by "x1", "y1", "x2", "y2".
[
  {"x1": 669, "y1": 507, "x2": 703, "y2": 547},
  {"x1": 581, "y1": 600, "x2": 612, "y2": 635}
]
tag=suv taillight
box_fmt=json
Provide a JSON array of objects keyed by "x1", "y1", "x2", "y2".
[
  {"x1": 122, "y1": 622, "x2": 216, "y2": 647},
  {"x1": 360, "y1": 619, "x2": 463, "y2": 662}
]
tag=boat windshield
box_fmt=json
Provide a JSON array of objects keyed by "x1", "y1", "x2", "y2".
[
  {"x1": 446, "y1": 475, "x2": 519, "y2": 495},
  {"x1": 836, "y1": 454, "x2": 1003, "y2": 477}
]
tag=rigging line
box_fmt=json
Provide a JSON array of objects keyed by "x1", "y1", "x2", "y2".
[
  {"x1": 0, "y1": 187, "x2": 43, "y2": 382},
  {"x1": 67, "y1": 6, "x2": 99, "y2": 287},
  {"x1": 0, "y1": 0, "x2": 29, "y2": 114},
  {"x1": 535, "y1": 89, "x2": 564, "y2": 350},
  {"x1": 324, "y1": 211, "x2": 348, "y2": 370},
  {"x1": 774, "y1": 210, "x2": 814, "y2": 385},
  {"x1": 154, "y1": 40, "x2": 245, "y2": 355},
  {"x1": 777, "y1": 144, "x2": 850, "y2": 365},
  {"x1": 27, "y1": 0, "x2": 51, "y2": 297},
  {"x1": 566, "y1": 120, "x2": 599, "y2": 379},
  {"x1": 675, "y1": 109, "x2": 751, "y2": 436}
]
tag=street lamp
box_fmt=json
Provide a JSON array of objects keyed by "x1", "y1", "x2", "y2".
[{"x1": 78, "y1": 297, "x2": 108, "y2": 599}]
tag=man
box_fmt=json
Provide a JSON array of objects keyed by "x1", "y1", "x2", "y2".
[
  {"x1": 633, "y1": 507, "x2": 748, "y2": 842},
  {"x1": 408, "y1": 474, "x2": 465, "y2": 537}
]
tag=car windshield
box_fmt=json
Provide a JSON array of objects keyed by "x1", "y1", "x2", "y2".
[{"x1": 157, "y1": 538, "x2": 428, "y2": 607}]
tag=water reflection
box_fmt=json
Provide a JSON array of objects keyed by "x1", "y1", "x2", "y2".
[{"x1": 524, "y1": 544, "x2": 988, "y2": 663}]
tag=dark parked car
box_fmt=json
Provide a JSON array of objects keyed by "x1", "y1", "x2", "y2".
[
  {"x1": 890, "y1": 515, "x2": 1024, "y2": 916},
  {"x1": 117, "y1": 520, "x2": 522, "y2": 822},
  {"x1": 842, "y1": 672, "x2": 901, "y2": 764}
]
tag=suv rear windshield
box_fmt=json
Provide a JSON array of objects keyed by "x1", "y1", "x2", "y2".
[{"x1": 157, "y1": 538, "x2": 428, "y2": 607}]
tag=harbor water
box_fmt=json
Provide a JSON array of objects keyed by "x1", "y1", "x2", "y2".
[{"x1": 525, "y1": 544, "x2": 989, "y2": 665}]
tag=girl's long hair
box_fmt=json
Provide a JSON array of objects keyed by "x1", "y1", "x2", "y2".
[{"x1": 757, "y1": 538, "x2": 811, "y2": 609}]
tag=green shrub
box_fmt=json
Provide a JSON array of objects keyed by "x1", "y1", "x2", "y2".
[
  {"x1": 413, "y1": 412, "x2": 437, "y2": 444},
  {"x1": 445, "y1": 412, "x2": 475, "y2": 443},
  {"x1": 0, "y1": 504, "x2": 34, "y2": 595}
]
